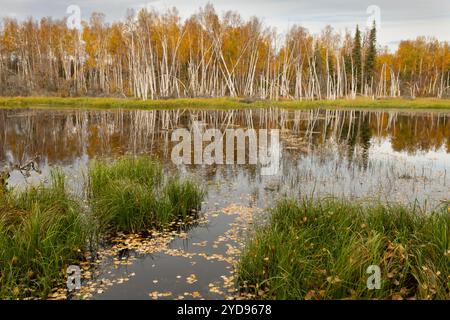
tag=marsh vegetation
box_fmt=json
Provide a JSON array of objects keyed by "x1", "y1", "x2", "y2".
[
  {"x1": 238, "y1": 199, "x2": 450, "y2": 300},
  {"x1": 0, "y1": 107, "x2": 448, "y2": 300},
  {"x1": 88, "y1": 157, "x2": 204, "y2": 233},
  {"x1": 0, "y1": 157, "x2": 204, "y2": 299},
  {"x1": 0, "y1": 172, "x2": 90, "y2": 298}
]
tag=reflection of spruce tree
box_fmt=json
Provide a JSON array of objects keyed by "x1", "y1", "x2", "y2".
[
  {"x1": 360, "y1": 114, "x2": 372, "y2": 169},
  {"x1": 342, "y1": 112, "x2": 372, "y2": 168}
]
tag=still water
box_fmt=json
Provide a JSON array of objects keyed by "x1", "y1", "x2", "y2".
[{"x1": 1, "y1": 108, "x2": 449, "y2": 299}]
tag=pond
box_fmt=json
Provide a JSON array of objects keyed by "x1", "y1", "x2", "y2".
[{"x1": 1, "y1": 107, "x2": 449, "y2": 299}]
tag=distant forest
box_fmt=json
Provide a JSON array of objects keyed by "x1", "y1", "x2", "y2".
[{"x1": 0, "y1": 4, "x2": 449, "y2": 100}]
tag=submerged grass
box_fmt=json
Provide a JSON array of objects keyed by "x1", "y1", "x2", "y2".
[
  {"x1": 0, "y1": 96, "x2": 449, "y2": 110},
  {"x1": 238, "y1": 199, "x2": 450, "y2": 300},
  {"x1": 87, "y1": 156, "x2": 204, "y2": 233},
  {"x1": 0, "y1": 171, "x2": 91, "y2": 299}
]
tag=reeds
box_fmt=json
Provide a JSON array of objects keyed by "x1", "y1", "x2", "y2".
[
  {"x1": 87, "y1": 156, "x2": 204, "y2": 233},
  {"x1": 0, "y1": 171, "x2": 90, "y2": 298},
  {"x1": 238, "y1": 198, "x2": 450, "y2": 300},
  {"x1": 0, "y1": 157, "x2": 205, "y2": 298}
]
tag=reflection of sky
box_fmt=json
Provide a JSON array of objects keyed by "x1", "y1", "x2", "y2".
[
  {"x1": 2, "y1": 108, "x2": 450, "y2": 209},
  {"x1": 370, "y1": 138, "x2": 450, "y2": 171},
  {"x1": 277, "y1": 135, "x2": 450, "y2": 209},
  {"x1": 7, "y1": 154, "x2": 90, "y2": 198}
]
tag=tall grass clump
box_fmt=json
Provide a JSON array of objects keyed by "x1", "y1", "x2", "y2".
[
  {"x1": 238, "y1": 199, "x2": 450, "y2": 300},
  {"x1": 87, "y1": 156, "x2": 204, "y2": 233},
  {"x1": 0, "y1": 171, "x2": 91, "y2": 299}
]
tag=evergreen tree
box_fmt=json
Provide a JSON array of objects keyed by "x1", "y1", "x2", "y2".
[
  {"x1": 365, "y1": 21, "x2": 377, "y2": 89},
  {"x1": 352, "y1": 25, "x2": 362, "y2": 92}
]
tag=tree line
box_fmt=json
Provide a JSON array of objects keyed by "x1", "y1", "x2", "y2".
[{"x1": 0, "y1": 4, "x2": 449, "y2": 100}]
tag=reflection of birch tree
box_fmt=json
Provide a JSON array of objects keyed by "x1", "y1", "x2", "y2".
[{"x1": 0, "y1": 109, "x2": 449, "y2": 168}]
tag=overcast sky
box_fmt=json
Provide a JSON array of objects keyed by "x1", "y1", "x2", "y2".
[{"x1": 1, "y1": 0, "x2": 449, "y2": 50}]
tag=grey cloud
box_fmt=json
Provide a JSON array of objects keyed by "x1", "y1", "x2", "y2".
[{"x1": 1, "y1": 0, "x2": 449, "y2": 48}]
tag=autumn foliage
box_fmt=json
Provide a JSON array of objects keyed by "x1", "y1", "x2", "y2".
[{"x1": 0, "y1": 5, "x2": 449, "y2": 100}]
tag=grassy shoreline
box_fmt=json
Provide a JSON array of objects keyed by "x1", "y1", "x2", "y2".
[
  {"x1": 238, "y1": 199, "x2": 450, "y2": 300},
  {"x1": 0, "y1": 96, "x2": 450, "y2": 110}
]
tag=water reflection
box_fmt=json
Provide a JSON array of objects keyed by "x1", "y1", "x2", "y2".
[{"x1": 0, "y1": 108, "x2": 449, "y2": 208}]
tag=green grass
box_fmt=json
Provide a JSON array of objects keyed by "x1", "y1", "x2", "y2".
[
  {"x1": 238, "y1": 199, "x2": 450, "y2": 300},
  {"x1": 0, "y1": 96, "x2": 449, "y2": 110},
  {"x1": 0, "y1": 171, "x2": 91, "y2": 299},
  {"x1": 0, "y1": 157, "x2": 204, "y2": 299},
  {"x1": 87, "y1": 156, "x2": 205, "y2": 233},
  {"x1": 163, "y1": 177, "x2": 205, "y2": 219}
]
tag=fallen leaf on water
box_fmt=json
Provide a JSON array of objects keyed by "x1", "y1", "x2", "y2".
[{"x1": 186, "y1": 274, "x2": 197, "y2": 284}]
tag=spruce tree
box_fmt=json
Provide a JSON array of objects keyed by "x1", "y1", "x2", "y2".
[
  {"x1": 352, "y1": 25, "x2": 362, "y2": 92},
  {"x1": 365, "y1": 21, "x2": 377, "y2": 89}
]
